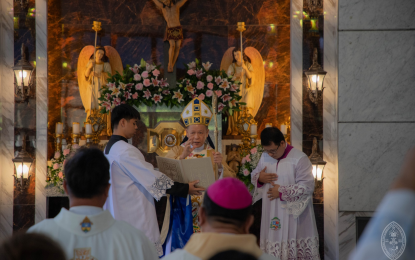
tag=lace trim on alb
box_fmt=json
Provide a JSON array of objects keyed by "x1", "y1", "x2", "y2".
[
  {"x1": 279, "y1": 184, "x2": 312, "y2": 218},
  {"x1": 260, "y1": 236, "x2": 320, "y2": 260},
  {"x1": 148, "y1": 174, "x2": 174, "y2": 201},
  {"x1": 154, "y1": 241, "x2": 164, "y2": 256}
]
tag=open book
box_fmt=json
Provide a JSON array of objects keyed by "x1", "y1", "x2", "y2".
[{"x1": 156, "y1": 156, "x2": 216, "y2": 189}]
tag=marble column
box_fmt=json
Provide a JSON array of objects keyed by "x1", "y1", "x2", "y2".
[
  {"x1": 35, "y1": 0, "x2": 48, "y2": 224},
  {"x1": 323, "y1": 0, "x2": 339, "y2": 258},
  {"x1": 0, "y1": 0, "x2": 15, "y2": 239},
  {"x1": 290, "y1": 0, "x2": 303, "y2": 149}
]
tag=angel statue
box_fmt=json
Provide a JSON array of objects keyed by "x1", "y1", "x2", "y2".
[
  {"x1": 220, "y1": 46, "x2": 265, "y2": 136},
  {"x1": 77, "y1": 46, "x2": 123, "y2": 136}
]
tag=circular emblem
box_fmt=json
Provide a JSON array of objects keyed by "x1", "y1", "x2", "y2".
[
  {"x1": 381, "y1": 221, "x2": 406, "y2": 260},
  {"x1": 270, "y1": 217, "x2": 281, "y2": 230},
  {"x1": 164, "y1": 134, "x2": 177, "y2": 147}
]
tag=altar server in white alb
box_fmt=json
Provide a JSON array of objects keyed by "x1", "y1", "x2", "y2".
[
  {"x1": 251, "y1": 127, "x2": 320, "y2": 260},
  {"x1": 28, "y1": 148, "x2": 159, "y2": 260},
  {"x1": 104, "y1": 104, "x2": 203, "y2": 256}
]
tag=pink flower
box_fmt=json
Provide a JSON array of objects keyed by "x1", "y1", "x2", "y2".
[
  {"x1": 245, "y1": 154, "x2": 251, "y2": 162},
  {"x1": 242, "y1": 158, "x2": 246, "y2": 164},
  {"x1": 63, "y1": 149, "x2": 70, "y2": 156},
  {"x1": 118, "y1": 82, "x2": 126, "y2": 90},
  {"x1": 141, "y1": 71, "x2": 149, "y2": 78},
  {"x1": 126, "y1": 83, "x2": 134, "y2": 90},
  {"x1": 135, "y1": 83, "x2": 143, "y2": 90},
  {"x1": 53, "y1": 163, "x2": 60, "y2": 170},
  {"x1": 206, "y1": 90, "x2": 213, "y2": 97},
  {"x1": 111, "y1": 87, "x2": 121, "y2": 97},
  {"x1": 143, "y1": 89, "x2": 152, "y2": 99},
  {"x1": 191, "y1": 93, "x2": 197, "y2": 99},
  {"x1": 173, "y1": 90, "x2": 184, "y2": 103},
  {"x1": 159, "y1": 78, "x2": 169, "y2": 87},
  {"x1": 243, "y1": 169, "x2": 250, "y2": 176},
  {"x1": 187, "y1": 61, "x2": 196, "y2": 70},
  {"x1": 202, "y1": 62, "x2": 212, "y2": 71},
  {"x1": 186, "y1": 84, "x2": 195, "y2": 94},
  {"x1": 207, "y1": 75, "x2": 213, "y2": 82},
  {"x1": 143, "y1": 79, "x2": 151, "y2": 87},
  {"x1": 229, "y1": 99, "x2": 238, "y2": 108},
  {"x1": 250, "y1": 147, "x2": 258, "y2": 154},
  {"x1": 113, "y1": 97, "x2": 121, "y2": 106},
  {"x1": 105, "y1": 93, "x2": 111, "y2": 100},
  {"x1": 152, "y1": 94, "x2": 163, "y2": 104},
  {"x1": 222, "y1": 93, "x2": 232, "y2": 102},
  {"x1": 207, "y1": 83, "x2": 214, "y2": 89},
  {"x1": 220, "y1": 79, "x2": 230, "y2": 90},
  {"x1": 124, "y1": 91, "x2": 132, "y2": 100},
  {"x1": 218, "y1": 102, "x2": 225, "y2": 112},
  {"x1": 198, "y1": 93, "x2": 205, "y2": 101},
  {"x1": 230, "y1": 84, "x2": 238, "y2": 92},
  {"x1": 162, "y1": 89, "x2": 171, "y2": 95},
  {"x1": 72, "y1": 144, "x2": 80, "y2": 149},
  {"x1": 187, "y1": 69, "x2": 195, "y2": 75},
  {"x1": 132, "y1": 92, "x2": 139, "y2": 99},
  {"x1": 196, "y1": 81, "x2": 205, "y2": 90},
  {"x1": 215, "y1": 76, "x2": 222, "y2": 85},
  {"x1": 152, "y1": 69, "x2": 160, "y2": 77},
  {"x1": 58, "y1": 172, "x2": 63, "y2": 179},
  {"x1": 152, "y1": 78, "x2": 159, "y2": 86},
  {"x1": 134, "y1": 73, "x2": 141, "y2": 81},
  {"x1": 215, "y1": 90, "x2": 222, "y2": 97},
  {"x1": 107, "y1": 82, "x2": 115, "y2": 88},
  {"x1": 54, "y1": 151, "x2": 61, "y2": 159},
  {"x1": 195, "y1": 69, "x2": 204, "y2": 79},
  {"x1": 103, "y1": 101, "x2": 112, "y2": 111}
]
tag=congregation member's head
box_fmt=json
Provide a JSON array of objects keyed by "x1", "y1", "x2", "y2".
[
  {"x1": 209, "y1": 250, "x2": 257, "y2": 260},
  {"x1": 63, "y1": 148, "x2": 110, "y2": 208},
  {"x1": 260, "y1": 127, "x2": 286, "y2": 160},
  {"x1": 198, "y1": 178, "x2": 253, "y2": 234},
  {"x1": 111, "y1": 104, "x2": 141, "y2": 139},
  {"x1": 0, "y1": 232, "x2": 66, "y2": 260}
]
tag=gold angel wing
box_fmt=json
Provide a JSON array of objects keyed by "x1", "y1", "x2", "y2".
[
  {"x1": 220, "y1": 47, "x2": 235, "y2": 74},
  {"x1": 77, "y1": 45, "x2": 95, "y2": 113},
  {"x1": 104, "y1": 46, "x2": 123, "y2": 76},
  {"x1": 244, "y1": 47, "x2": 265, "y2": 117}
]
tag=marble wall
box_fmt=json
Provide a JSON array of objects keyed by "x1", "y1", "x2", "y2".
[
  {"x1": 338, "y1": 0, "x2": 415, "y2": 258},
  {"x1": 0, "y1": 0, "x2": 15, "y2": 240},
  {"x1": 46, "y1": 0, "x2": 292, "y2": 159}
]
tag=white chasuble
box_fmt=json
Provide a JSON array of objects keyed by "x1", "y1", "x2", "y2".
[
  {"x1": 251, "y1": 145, "x2": 320, "y2": 260},
  {"x1": 104, "y1": 139, "x2": 173, "y2": 256},
  {"x1": 28, "y1": 207, "x2": 159, "y2": 260}
]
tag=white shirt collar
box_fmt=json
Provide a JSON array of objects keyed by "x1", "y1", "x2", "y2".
[{"x1": 69, "y1": 206, "x2": 103, "y2": 216}]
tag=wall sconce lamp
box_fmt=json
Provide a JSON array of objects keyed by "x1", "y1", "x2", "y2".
[
  {"x1": 305, "y1": 48, "x2": 327, "y2": 105},
  {"x1": 12, "y1": 135, "x2": 34, "y2": 190},
  {"x1": 12, "y1": 43, "x2": 34, "y2": 102},
  {"x1": 309, "y1": 137, "x2": 326, "y2": 187}
]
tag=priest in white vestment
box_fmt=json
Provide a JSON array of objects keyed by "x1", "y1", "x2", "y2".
[
  {"x1": 251, "y1": 127, "x2": 320, "y2": 260},
  {"x1": 28, "y1": 148, "x2": 159, "y2": 260},
  {"x1": 104, "y1": 104, "x2": 203, "y2": 256},
  {"x1": 163, "y1": 178, "x2": 278, "y2": 260}
]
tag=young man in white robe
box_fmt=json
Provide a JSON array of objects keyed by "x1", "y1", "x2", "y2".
[
  {"x1": 28, "y1": 148, "x2": 159, "y2": 260},
  {"x1": 251, "y1": 127, "x2": 320, "y2": 260},
  {"x1": 104, "y1": 104, "x2": 203, "y2": 256},
  {"x1": 163, "y1": 178, "x2": 278, "y2": 260}
]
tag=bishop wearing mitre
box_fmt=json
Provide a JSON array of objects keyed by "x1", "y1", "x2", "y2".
[{"x1": 161, "y1": 97, "x2": 235, "y2": 255}]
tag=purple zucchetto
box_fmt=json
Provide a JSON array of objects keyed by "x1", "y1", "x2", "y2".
[{"x1": 206, "y1": 177, "x2": 252, "y2": 210}]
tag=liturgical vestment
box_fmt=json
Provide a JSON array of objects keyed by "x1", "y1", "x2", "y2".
[
  {"x1": 163, "y1": 233, "x2": 278, "y2": 260},
  {"x1": 251, "y1": 144, "x2": 320, "y2": 260},
  {"x1": 104, "y1": 135, "x2": 174, "y2": 256},
  {"x1": 28, "y1": 206, "x2": 159, "y2": 260}
]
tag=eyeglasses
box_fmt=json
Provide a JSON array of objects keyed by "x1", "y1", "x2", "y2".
[{"x1": 263, "y1": 144, "x2": 281, "y2": 155}]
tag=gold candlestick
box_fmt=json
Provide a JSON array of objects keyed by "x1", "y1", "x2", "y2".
[{"x1": 55, "y1": 134, "x2": 62, "y2": 152}]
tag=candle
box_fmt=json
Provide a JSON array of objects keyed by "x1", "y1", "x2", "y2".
[
  {"x1": 250, "y1": 123, "x2": 257, "y2": 135},
  {"x1": 55, "y1": 122, "x2": 63, "y2": 135},
  {"x1": 280, "y1": 124, "x2": 287, "y2": 135},
  {"x1": 72, "y1": 122, "x2": 80, "y2": 134},
  {"x1": 85, "y1": 123, "x2": 92, "y2": 134}
]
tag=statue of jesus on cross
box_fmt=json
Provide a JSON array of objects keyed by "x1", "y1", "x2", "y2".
[{"x1": 152, "y1": 0, "x2": 188, "y2": 73}]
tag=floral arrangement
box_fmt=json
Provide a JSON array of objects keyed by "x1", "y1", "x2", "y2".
[
  {"x1": 99, "y1": 59, "x2": 245, "y2": 115},
  {"x1": 237, "y1": 144, "x2": 264, "y2": 192},
  {"x1": 46, "y1": 144, "x2": 79, "y2": 193}
]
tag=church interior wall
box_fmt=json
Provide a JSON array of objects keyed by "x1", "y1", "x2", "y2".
[{"x1": 337, "y1": 0, "x2": 415, "y2": 258}]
